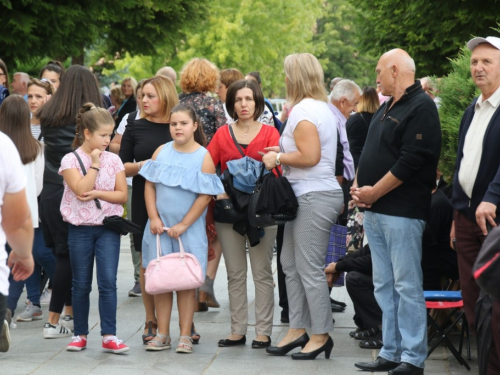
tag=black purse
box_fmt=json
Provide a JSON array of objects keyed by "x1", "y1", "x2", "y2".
[
  {"x1": 72, "y1": 151, "x2": 142, "y2": 235},
  {"x1": 248, "y1": 166, "x2": 298, "y2": 227},
  {"x1": 214, "y1": 198, "x2": 246, "y2": 224}
]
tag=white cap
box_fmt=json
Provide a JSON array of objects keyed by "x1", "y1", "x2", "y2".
[{"x1": 467, "y1": 36, "x2": 500, "y2": 51}]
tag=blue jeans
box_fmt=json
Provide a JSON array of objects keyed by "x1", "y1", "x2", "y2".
[
  {"x1": 68, "y1": 224, "x2": 120, "y2": 336},
  {"x1": 363, "y1": 211, "x2": 427, "y2": 368},
  {"x1": 7, "y1": 227, "x2": 56, "y2": 313}
]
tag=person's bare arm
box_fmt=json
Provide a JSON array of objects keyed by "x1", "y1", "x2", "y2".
[
  {"x1": 3, "y1": 189, "x2": 34, "y2": 281},
  {"x1": 109, "y1": 133, "x2": 122, "y2": 154},
  {"x1": 262, "y1": 120, "x2": 321, "y2": 169}
]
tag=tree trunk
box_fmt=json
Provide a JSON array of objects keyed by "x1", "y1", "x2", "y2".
[{"x1": 71, "y1": 43, "x2": 85, "y2": 65}]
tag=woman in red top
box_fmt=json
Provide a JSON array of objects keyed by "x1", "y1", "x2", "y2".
[{"x1": 208, "y1": 79, "x2": 279, "y2": 349}]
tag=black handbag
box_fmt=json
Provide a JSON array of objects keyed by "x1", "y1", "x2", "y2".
[
  {"x1": 72, "y1": 151, "x2": 142, "y2": 235},
  {"x1": 214, "y1": 198, "x2": 246, "y2": 224},
  {"x1": 248, "y1": 167, "x2": 298, "y2": 227}
]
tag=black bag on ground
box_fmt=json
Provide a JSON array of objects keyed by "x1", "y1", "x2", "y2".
[
  {"x1": 248, "y1": 167, "x2": 298, "y2": 227},
  {"x1": 72, "y1": 151, "x2": 142, "y2": 235}
]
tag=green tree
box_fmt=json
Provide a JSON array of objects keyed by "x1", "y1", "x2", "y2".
[
  {"x1": 314, "y1": 0, "x2": 377, "y2": 88},
  {"x1": 174, "y1": 0, "x2": 323, "y2": 97},
  {"x1": 437, "y1": 47, "x2": 478, "y2": 178},
  {"x1": 350, "y1": 0, "x2": 500, "y2": 77},
  {"x1": 0, "y1": 0, "x2": 208, "y2": 68}
]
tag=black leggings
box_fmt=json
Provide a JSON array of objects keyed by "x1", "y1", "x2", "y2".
[
  {"x1": 0, "y1": 293, "x2": 6, "y2": 325},
  {"x1": 49, "y1": 254, "x2": 72, "y2": 313}
]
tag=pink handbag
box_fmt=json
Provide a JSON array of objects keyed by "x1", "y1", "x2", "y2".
[{"x1": 145, "y1": 227, "x2": 204, "y2": 295}]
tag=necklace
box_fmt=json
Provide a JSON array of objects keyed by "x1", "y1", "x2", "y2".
[{"x1": 238, "y1": 124, "x2": 250, "y2": 136}]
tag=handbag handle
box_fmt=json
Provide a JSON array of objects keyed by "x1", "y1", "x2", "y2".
[
  {"x1": 156, "y1": 227, "x2": 187, "y2": 262},
  {"x1": 72, "y1": 151, "x2": 102, "y2": 210}
]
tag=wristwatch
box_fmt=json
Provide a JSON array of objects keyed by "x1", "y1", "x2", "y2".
[{"x1": 275, "y1": 152, "x2": 282, "y2": 166}]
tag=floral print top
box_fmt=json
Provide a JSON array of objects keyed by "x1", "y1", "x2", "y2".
[{"x1": 180, "y1": 92, "x2": 226, "y2": 144}]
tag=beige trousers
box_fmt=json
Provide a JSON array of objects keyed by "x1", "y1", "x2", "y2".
[{"x1": 215, "y1": 223, "x2": 277, "y2": 336}]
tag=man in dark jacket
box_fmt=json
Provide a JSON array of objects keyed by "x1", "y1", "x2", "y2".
[
  {"x1": 352, "y1": 49, "x2": 441, "y2": 375},
  {"x1": 451, "y1": 36, "x2": 500, "y2": 375},
  {"x1": 325, "y1": 245, "x2": 382, "y2": 348}
]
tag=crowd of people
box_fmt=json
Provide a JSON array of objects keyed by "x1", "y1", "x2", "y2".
[{"x1": 0, "y1": 34, "x2": 499, "y2": 374}]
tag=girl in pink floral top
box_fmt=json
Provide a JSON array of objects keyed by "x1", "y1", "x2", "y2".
[{"x1": 59, "y1": 103, "x2": 129, "y2": 354}]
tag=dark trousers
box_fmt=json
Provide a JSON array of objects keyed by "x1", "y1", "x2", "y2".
[
  {"x1": 0, "y1": 293, "x2": 6, "y2": 326},
  {"x1": 40, "y1": 182, "x2": 72, "y2": 313},
  {"x1": 276, "y1": 224, "x2": 288, "y2": 317},
  {"x1": 455, "y1": 211, "x2": 500, "y2": 374},
  {"x1": 345, "y1": 271, "x2": 382, "y2": 330}
]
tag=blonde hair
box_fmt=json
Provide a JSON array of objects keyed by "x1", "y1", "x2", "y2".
[
  {"x1": 122, "y1": 77, "x2": 138, "y2": 95},
  {"x1": 140, "y1": 76, "x2": 179, "y2": 123},
  {"x1": 110, "y1": 86, "x2": 125, "y2": 105},
  {"x1": 28, "y1": 78, "x2": 55, "y2": 95},
  {"x1": 73, "y1": 103, "x2": 114, "y2": 148},
  {"x1": 180, "y1": 58, "x2": 220, "y2": 93},
  {"x1": 284, "y1": 53, "x2": 328, "y2": 107},
  {"x1": 357, "y1": 86, "x2": 379, "y2": 113}
]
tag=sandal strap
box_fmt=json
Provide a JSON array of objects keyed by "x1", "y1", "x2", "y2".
[
  {"x1": 179, "y1": 335, "x2": 193, "y2": 343},
  {"x1": 147, "y1": 334, "x2": 171, "y2": 346}
]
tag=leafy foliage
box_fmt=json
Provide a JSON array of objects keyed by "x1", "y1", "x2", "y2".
[
  {"x1": 350, "y1": 0, "x2": 500, "y2": 77},
  {"x1": 173, "y1": 0, "x2": 323, "y2": 97},
  {"x1": 314, "y1": 0, "x2": 377, "y2": 88},
  {"x1": 0, "y1": 0, "x2": 208, "y2": 67},
  {"x1": 437, "y1": 47, "x2": 479, "y2": 178}
]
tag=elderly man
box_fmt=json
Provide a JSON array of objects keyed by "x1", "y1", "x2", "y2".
[
  {"x1": 451, "y1": 36, "x2": 500, "y2": 374},
  {"x1": 10, "y1": 72, "x2": 29, "y2": 98},
  {"x1": 155, "y1": 66, "x2": 177, "y2": 83},
  {"x1": 352, "y1": 49, "x2": 441, "y2": 375}
]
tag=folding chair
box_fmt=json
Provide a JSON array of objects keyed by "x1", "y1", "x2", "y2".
[{"x1": 424, "y1": 291, "x2": 471, "y2": 371}]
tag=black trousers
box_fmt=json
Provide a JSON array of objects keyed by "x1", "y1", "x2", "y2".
[
  {"x1": 0, "y1": 293, "x2": 6, "y2": 325},
  {"x1": 276, "y1": 224, "x2": 288, "y2": 317},
  {"x1": 345, "y1": 271, "x2": 382, "y2": 329},
  {"x1": 39, "y1": 182, "x2": 72, "y2": 313}
]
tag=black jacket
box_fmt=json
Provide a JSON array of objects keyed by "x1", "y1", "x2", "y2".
[
  {"x1": 357, "y1": 81, "x2": 441, "y2": 221},
  {"x1": 452, "y1": 98, "x2": 500, "y2": 222},
  {"x1": 346, "y1": 112, "x2": 373, "y2": 170},
  {"x1": 41, "y1": 123, "x2": 75, "y2": 185},
  {"x1": 335, "y1": 244, "x2": 372, "y2": 275}
]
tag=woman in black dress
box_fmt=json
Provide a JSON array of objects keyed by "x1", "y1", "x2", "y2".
[
  {"x1": 345, "y1": 86, "x2": 379, "y2": 170},
  {"x1": 119, "y1": 75, "x2": 178, "y2": 344}
]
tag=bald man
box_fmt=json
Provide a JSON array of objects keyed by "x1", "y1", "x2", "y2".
[
  {"x1": 352, "y1": 49, "x2": 441, "y2": 375},
  {"x1": 155, "y1": 66, "x2": 177, "y2": 83}
]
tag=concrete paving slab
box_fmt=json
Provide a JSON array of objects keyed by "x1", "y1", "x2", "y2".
[{"x1": 0, "y1": 235, "x2": 478, "y2": 374}]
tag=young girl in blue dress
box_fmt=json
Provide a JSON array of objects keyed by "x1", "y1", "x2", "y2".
[{"x1": 140, "y1": 103, "x2": 224, "y2": 353}]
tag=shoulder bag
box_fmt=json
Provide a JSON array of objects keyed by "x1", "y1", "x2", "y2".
[
  {"x1": 72, "y1": 151, "x2": 142, "y2": 235},
  {"x1": 145, "y1": 228, "x2": 204, "y2": 294}
]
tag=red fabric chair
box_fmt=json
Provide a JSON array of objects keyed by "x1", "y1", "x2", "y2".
[{"x1": 425, "y1": 297, "x2": 471, "y2": 370}]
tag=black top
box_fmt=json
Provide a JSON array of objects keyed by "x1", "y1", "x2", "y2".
[
  {"x1": 119, "y1": 117, "x2": 172, "y2": 251},
  {"x1": 41, "y1": 123, "x2": 75, "y2": 185},
  {"x1": 357, "y1": 81, "x2": 441, "y2": 221},
  {"x1": 346, "y1": 112, "x2": 374, "y2": 170},
  {"x1": 115, "y1": 97, "x2": 137, "y2": 130},
  {"x1": 335, "y1": 244, "x2": 372, "y2": 275},
  {"x1": 428, "y1": 189, "x2": 454, "y2": 253}
]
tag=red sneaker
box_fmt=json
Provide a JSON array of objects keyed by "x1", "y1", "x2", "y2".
[
  {"x1": 66, "y1": 336, "x2": 87, "y2": 351},
  {"x1": 102, "y1": 336, "x2": 129, "y2": 354}
]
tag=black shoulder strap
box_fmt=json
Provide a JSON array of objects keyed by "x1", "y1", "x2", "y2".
[
  {"x1": 359, "y1": 113, "x2": 369, "y2": 128},
  {"x1": 228, "y1": 125, "x2": 246, "y2": 157},
  {"x1": 37, "y1": 131, "x2": 43, "y2": 141},
  {"x1": 71, "y1": 151, "x2": 102, "y2": 210}
]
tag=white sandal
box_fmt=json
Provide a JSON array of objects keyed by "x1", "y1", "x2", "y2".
[
  {"x1": 145, "y1": 334, "x2": 171, "y2": 351},
  {"x1": 176, "y1": 335, "x2": 193, "y2": 354}
]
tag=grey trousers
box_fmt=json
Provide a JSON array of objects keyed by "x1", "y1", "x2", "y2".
[
  {"x1": 282, "y1": 190, "x2": 343, "y2": 334},
  {"x1": 216, "y1": 222, "x2": 277, "y2": 336},
  {"x1": 126, "y1": 185, "x2": 141, "y2": 281}
]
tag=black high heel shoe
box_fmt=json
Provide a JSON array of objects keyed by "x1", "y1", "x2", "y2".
[
  {"x1": 266, "y1": 333, "x2": 309, "y2": 356},
  {"x1": 291, "y1": 336, "x2": 334, "y2": 360}
]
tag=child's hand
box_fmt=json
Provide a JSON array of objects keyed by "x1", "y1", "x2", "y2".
[
  {"x1": 167, "y1": 223, "x2": 188, "y2": 239},
  {"x1": 77, "y1": 190, "x2": 100, "y2": 202},
  {"x1": 90, "y1": 149, "x2": 102, "y2": 167},
  {"x1": 150, "y1": 218, "x2": 165, "y2": 235}
]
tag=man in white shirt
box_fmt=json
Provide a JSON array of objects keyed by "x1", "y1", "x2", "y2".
[
  {"x1": 0, "y1": 132, "x2": 35, "y2": 352},
  {"x1": 451, "y1": 36, "x2": 500, "y2": 374}
]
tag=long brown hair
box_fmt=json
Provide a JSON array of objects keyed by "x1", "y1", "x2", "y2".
[
  {"x1": 73, "y1": 103, "x2": 114, "y2": 148},
  {"x1": 37, "y1": 65, "x2": 103, "y2": 128},
  {"x1": 0, "y1": 95, "x2": 43, "y2": 164}
]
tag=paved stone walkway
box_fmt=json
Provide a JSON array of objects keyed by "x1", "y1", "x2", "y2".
[{"x1": 1, "y1": 237, "x2": 477, "y2": 374}]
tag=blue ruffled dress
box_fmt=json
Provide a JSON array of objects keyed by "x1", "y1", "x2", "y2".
[{"x1": 139, "y1": 142, "x2": 224, "y2": 277}]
